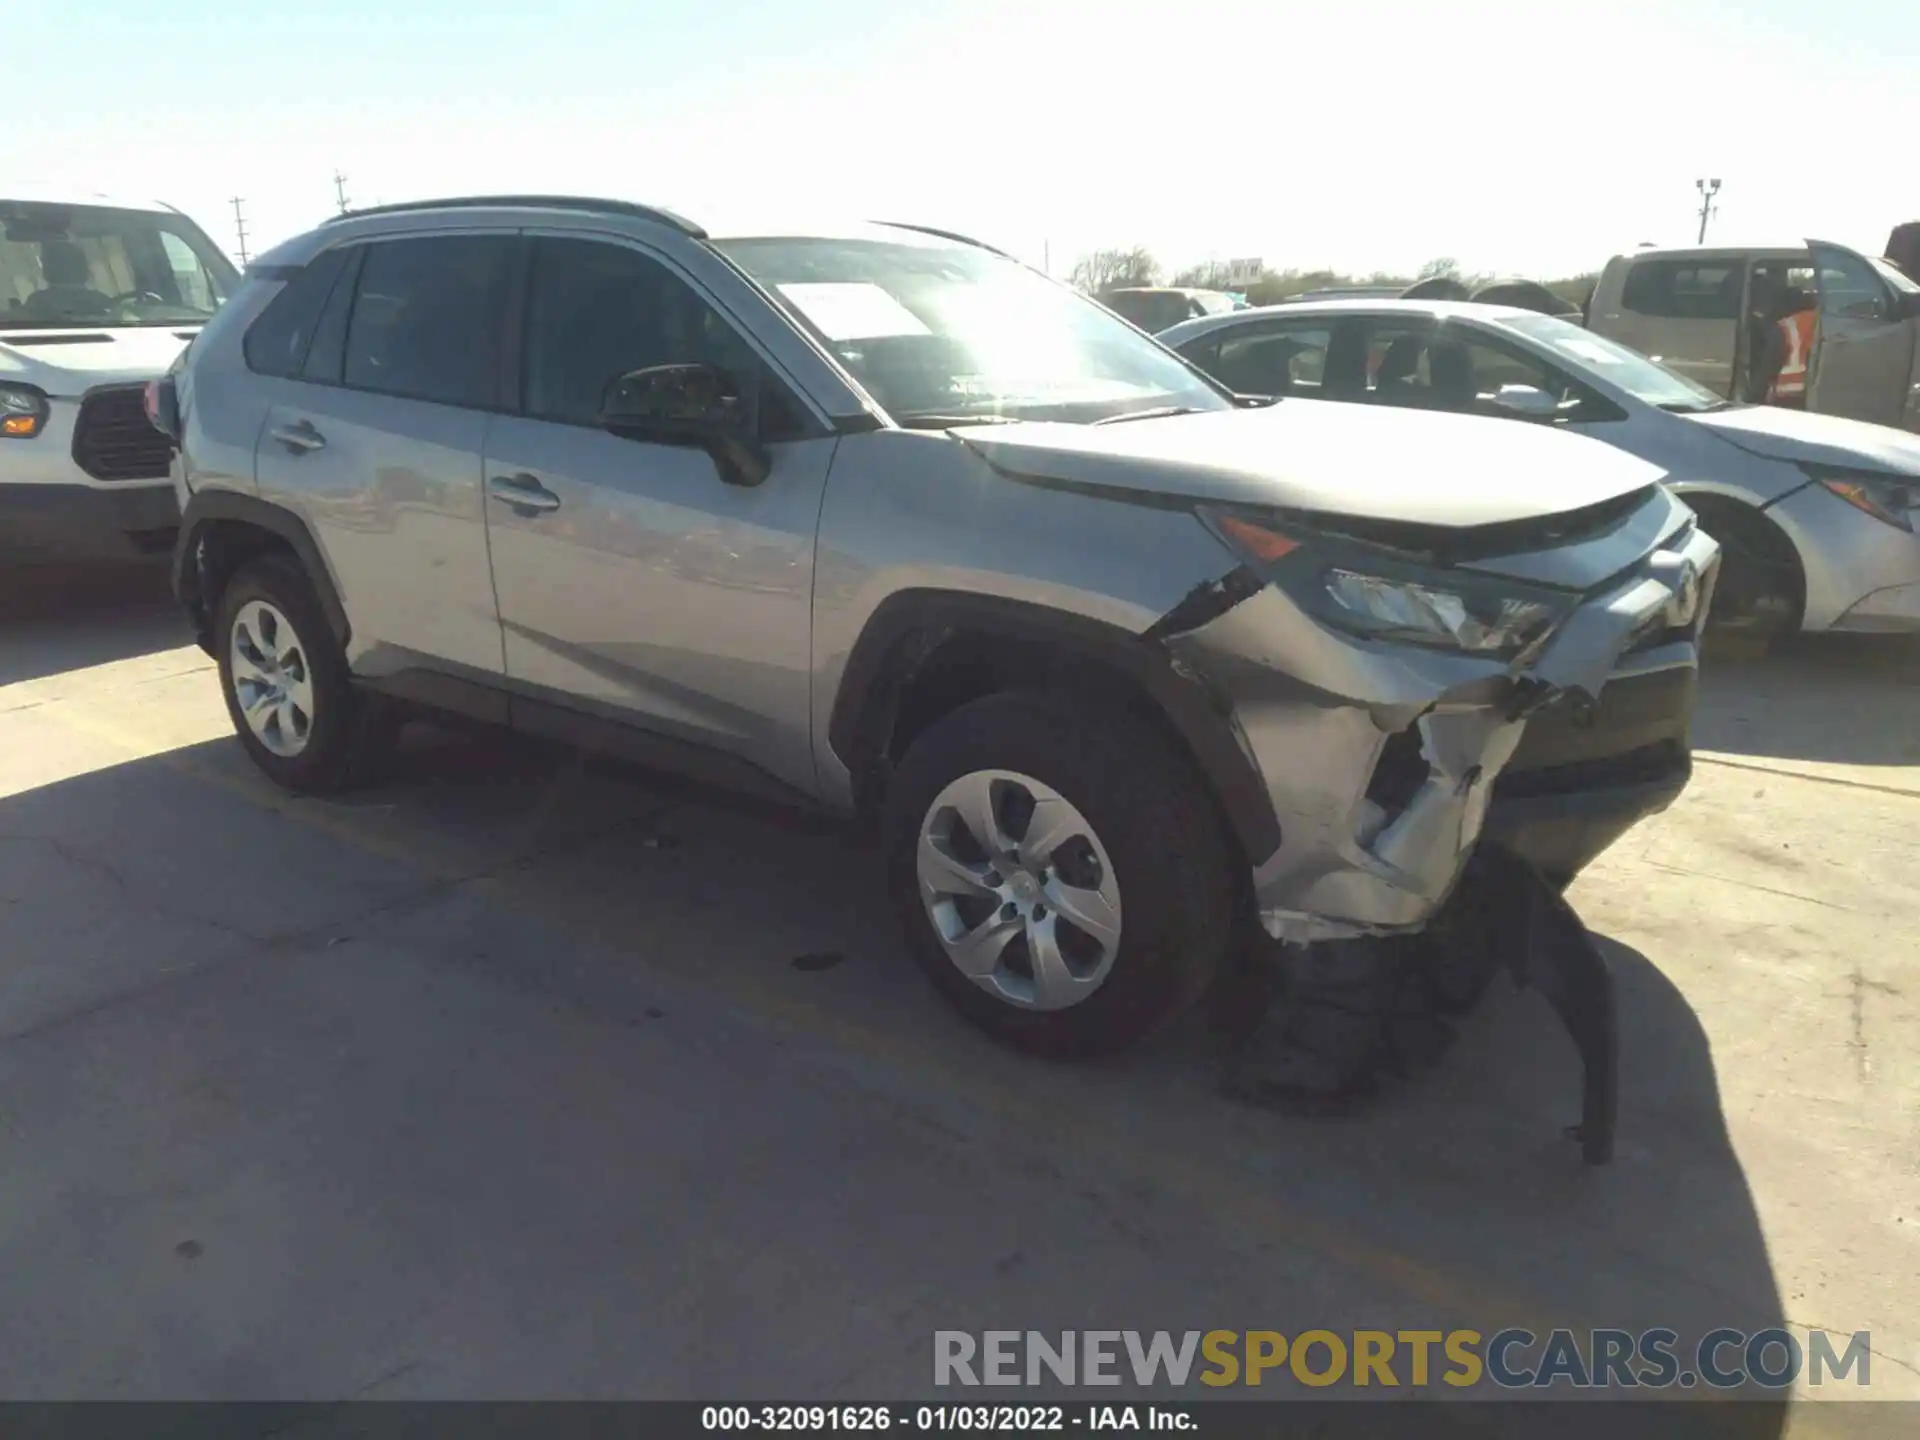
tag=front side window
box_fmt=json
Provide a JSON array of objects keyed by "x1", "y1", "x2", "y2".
[
  {"x1": 1620, "y1": 260, "x2": 1742, "y2": 321},
  {"x1": 341, "y1": 235, "x2": 515, "y2": 409},
  {"x1": 1209, "y1": 325, "x2": 1330, "y2": 395},
  {"x1": 0, "y1": 200, "x2": 237, "y2": 329},
  {"x1": 717, "y1": 238, "x2": 1229, "y2": 424},
  {"x1": 520, "y1": 237, "x2": 789, "y2": 431}
]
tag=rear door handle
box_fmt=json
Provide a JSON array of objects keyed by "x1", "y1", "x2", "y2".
[
  {"x1": 488, "y1": 472, "x2": 561, "y2": 513},
  {"x1": 270, "y1": 420, "x2": 325, "y2": 453}
]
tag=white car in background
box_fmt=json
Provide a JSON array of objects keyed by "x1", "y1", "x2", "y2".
[
  {"x1": 1, "y1": 190, "x2": 238, "y2": 562},
  {"x1": 1162, "y1": 299, "x2": 1920, "y2": 635}
]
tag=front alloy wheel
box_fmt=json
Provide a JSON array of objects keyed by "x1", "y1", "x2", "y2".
[{"x1": 916, "y1": 769, "x2": 1124, "y2": 1012}]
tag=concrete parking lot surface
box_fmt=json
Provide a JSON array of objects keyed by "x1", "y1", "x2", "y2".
[{"x1": 2, "y1": 564, "x2": 1915, "y2": 1429}]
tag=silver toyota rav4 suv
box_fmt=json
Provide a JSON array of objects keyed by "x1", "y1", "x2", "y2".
[{"x1": 157, "y1": 196, "x2": 1719, "y2": 1062}]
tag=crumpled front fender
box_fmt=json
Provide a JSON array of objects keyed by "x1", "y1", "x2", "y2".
[{"x1": 1161, "y1": 520, "x2": 1721, "y2": 944}]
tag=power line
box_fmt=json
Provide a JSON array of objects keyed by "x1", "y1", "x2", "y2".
[{"x1": 230, "y1": 197, "x2": 251, "y2": 266}]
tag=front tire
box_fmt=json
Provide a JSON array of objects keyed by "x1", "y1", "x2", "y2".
[
  {"x1": 882, "y1": 689, "x2": 1237, "y2": 1058},
  {"x1": 214, "y1": 554, "x2": 391, "y2": 794}
]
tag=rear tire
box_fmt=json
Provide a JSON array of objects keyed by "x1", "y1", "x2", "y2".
[
  {"x1": 214, "y1": 555, "x2": 393, "y2": 794},
  {"x1": 883, "y1": 689, "x2": 1237, "y2": 1058}
]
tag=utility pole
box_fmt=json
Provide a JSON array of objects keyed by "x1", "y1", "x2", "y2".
[
  {"x1": 1043, "y1": 238, "x2": 1051, "y2": 276},
  {"x1": 230, "y1": 197, "x2": 251, "y2": 266},
  {"x1": 333, "y1": 170, "x2": 351, "y2": 215},
  {"x1": 1695, "y1": 178, "x2": 1722, "y2": 244}
]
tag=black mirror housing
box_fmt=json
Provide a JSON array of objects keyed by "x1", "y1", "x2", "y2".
[{"x1": 597, "y1": 363, "x2": 771, "y2": 486}]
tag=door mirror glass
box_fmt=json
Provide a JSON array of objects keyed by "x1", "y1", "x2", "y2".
[
  {"x1": 597, "y1": 363, "x2": 770, "y2": 486},
  {"x1": 1489, "y1": 383, "x2": 1561, "y2": 419}
]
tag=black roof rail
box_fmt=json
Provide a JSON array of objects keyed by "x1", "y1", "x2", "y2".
[
  {"x1": 872, "y1": 221, "x2": 1010, "y2": 258},
  {"x1": 325, "y1": 195, "x2": 706, "y2": 238}
]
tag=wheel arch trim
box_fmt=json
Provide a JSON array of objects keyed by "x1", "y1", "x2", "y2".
[
  {"x1": 173, "y1": 490, "x2": 349, "y2": 656},
  {"x1": 826, "y1": 588, "x2": 1282, "y2": 867}
]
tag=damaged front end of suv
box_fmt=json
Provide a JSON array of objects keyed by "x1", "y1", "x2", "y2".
[
  {"x1": 1160, "y1": 483, "x2": 1718, "y2": 948},
  {"x1": 935, "y1": 401, "x2": 1718, "y2": 1161},
  {"x1": 1150, "y1": 482, "x2": 1717, "y2": 1163}
]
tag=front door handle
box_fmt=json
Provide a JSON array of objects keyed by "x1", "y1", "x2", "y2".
[
  {"x1": 488, "y1": 472, "x2": 561, "y2": 513},
  {"x1": 270, "y1": 420, "x2": 325, "y2": 453}
]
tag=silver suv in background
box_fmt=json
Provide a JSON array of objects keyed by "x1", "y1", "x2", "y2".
[
  {"x1": 157, "y1": 196, "x2": 1716, "y2": 1075},
  {"x1": 1, "y1": 191, "x2": 237, "y2": 561}
]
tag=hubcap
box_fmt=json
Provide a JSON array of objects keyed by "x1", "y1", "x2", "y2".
[
  {"x1": 228, "y1": 599, "x2": 315, "y2": 758},
  {"x1": 916, "y1": 769, "x2": 1123, "y2": 1012}
]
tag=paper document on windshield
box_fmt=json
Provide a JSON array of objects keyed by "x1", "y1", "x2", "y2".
[
  {"x1": 1554, "y1": 337, "x2": 1629, "y2": 366},
  {"x1": 777, "y1": 283, "x2": 931, "y2": 340}
]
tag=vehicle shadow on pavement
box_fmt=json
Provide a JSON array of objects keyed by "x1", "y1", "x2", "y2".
[
  {"x1": 0, "y1": 715, "x2": 1792, "y2": 1416},
  {"x1": 0, "y1": 560, "x2": 185, "y2": 687},
  {"x1": 1695, "y1": 633, "x2": 1920, "y2": 769}
]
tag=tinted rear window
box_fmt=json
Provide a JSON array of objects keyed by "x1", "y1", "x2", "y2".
[
  {"x1": 341, "y1": 235, "x2": 515, "y2": 409},
  {"x1": 1620, "y1": 260, "x2": 1742, "y2": 320},
  {"x1": 242, "y1": 248, "x2": 350, "y2": 378}
]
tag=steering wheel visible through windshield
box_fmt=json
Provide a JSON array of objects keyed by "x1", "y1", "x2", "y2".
[
  {"x1": 1501, "y1": 312, "x2": 1729, "y2": 413},
  {"x1": 714, "y1": 234, "x2": 1232, "y2": 425},
  {"x1": 1, "y1": 201, "x2": 237, "y2": 330}
]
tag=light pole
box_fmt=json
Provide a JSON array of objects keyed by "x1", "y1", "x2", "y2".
[{"x1": 1695, "y1": 178, "x2": 1722, "y2": 244}]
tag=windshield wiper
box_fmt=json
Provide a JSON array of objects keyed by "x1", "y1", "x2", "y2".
[
  {"x1": 1091, "y1": 405, "x2": 1208, "y2": 425},
  {"x1": 893, "y1": 413, "x2": 1020, "y2": 430},
  {"x1": 1659, "y1": 399, "x2": 1735, "y2": 414}
]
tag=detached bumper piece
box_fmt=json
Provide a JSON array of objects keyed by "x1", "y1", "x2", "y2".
[
  {"x1": 1467, "y1": 844, "x2": 1618, "y2": 1165},
  {"x1": 1222, "y1": 842, "x2": 1619, "y2": 1166}
]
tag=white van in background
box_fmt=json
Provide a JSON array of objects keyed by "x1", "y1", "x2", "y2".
[{"x1": 1, "y1": 190, "x2": 239, "y2": 562}]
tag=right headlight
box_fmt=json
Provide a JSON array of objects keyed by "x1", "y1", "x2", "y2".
[
  {"x1": 0, "y1": 383, "x2": 50, "y2": 439},
  {"x1": 1200, "y1": 506, "x2": 1577, "y2": 658},
  {"x1": 1319, "y1": 568, "x2": 1567, "y2": 655},
  {"x1": 1801, "y1": 464, "x2": 1916, "y2": 533}
]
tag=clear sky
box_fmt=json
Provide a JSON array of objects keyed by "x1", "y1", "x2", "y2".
[{"x1": 11, "y1": 0, "x2": 1916, "y2": 280}]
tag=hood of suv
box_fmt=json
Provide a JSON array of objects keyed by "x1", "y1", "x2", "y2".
[
  {"x1": 0, "y1": 327, "x2": 199, "y2": 397},
  {"x1": 956, "y1": 399, "x2": 1667, "y2": 526},
  {"x1": 1688, "y1": 404, "x2": 1920, "y2": 476}
]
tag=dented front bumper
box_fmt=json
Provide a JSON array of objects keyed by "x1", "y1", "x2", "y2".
[{"x1": 1166, "y1": 508, "x2": 1722, "y2": 945}]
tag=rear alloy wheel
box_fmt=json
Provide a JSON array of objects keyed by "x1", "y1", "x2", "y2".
[
  {"x1": 229, "y1": 599, "x2": 317, "y2": 759},
  {"x1": 884, "y1": 689, "x2": 1236, "y2": 1057}
]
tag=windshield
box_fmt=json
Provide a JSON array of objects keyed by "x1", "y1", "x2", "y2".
[
  {"x1": 1870, "y1": 255, "x2": 1920, "y2": 296},
  {"x1": 0, "y1": 201, "x2": 239, "y2": 330},
  {"x1": 1501, "y1": 312, "x2": 1728, "y2": 412},
  {"x1": 714, "y1": 237, "x2": 1230, "y2": 424}
]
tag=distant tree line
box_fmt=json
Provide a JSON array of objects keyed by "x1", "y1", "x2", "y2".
[{"x1": 1067, "y1": 249, "x2": 1598, "y2": 313}]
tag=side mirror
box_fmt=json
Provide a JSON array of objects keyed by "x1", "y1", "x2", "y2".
[
  {"x1": 1489, "y1": 383, "x2": 1561, "y2": 420},
  {"x1": 597, "y1": 362, "x2": 770, "y2": 487}
]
